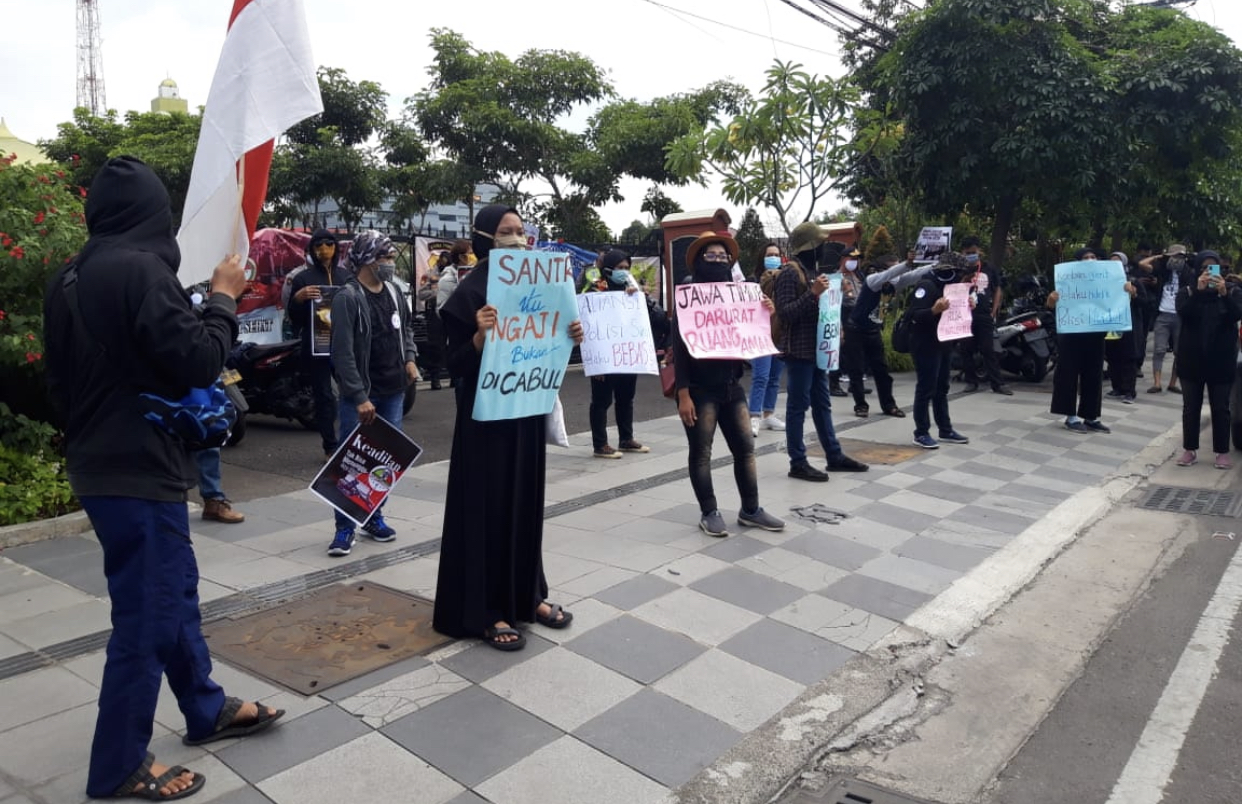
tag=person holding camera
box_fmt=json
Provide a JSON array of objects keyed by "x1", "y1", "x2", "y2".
[
  {"x1": 1138, "y1": 244, "x2": 1190, "y2": 394},
  {"x1": 906, "y1": 253, "x2": 974, "y2": 449},
  {"x1": 1172, "y1": 251, "x2": 1242, "y2": 469}
]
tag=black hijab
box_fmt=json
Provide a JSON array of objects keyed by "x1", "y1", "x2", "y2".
[
  {"x1": 471, "y1": 204, "x2": 520, "y2": 262},
  {"x1": 444, "y1": 204, "x2": 521, "y2": 329}
]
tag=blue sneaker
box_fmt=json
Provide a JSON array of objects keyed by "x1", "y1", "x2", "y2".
[
  {"x1": 913, "y1": 434, "x2": 939, "y2": 449},
  {"x1": 938, "y1": 430, "x2": 970, "y2": 445},
  {"x1": 328, "y1": 527, "x2": 355, "y2": 557},
  {"x1": 362, "y1": 513, "x2": 396, "y2": 542}
]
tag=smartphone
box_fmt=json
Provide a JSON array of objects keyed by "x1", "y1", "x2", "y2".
[{"x1": 1209, "y1": 264, "x2": 1221, "y2": 277}]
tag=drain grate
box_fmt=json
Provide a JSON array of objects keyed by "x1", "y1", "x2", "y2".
[
  {"x1": 784, "y1": 777, "x2": 935, "y2": 804},
  {"x1": 1139, "y1": 486, "x2": 1242, "y2": 518}
]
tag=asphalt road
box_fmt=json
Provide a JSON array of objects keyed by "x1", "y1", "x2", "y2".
[{"x1": 215, "y1": 366, "x2": 677, "y2": 503}]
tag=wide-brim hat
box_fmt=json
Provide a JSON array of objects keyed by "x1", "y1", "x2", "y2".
[
  {"x1": 789, "y1": 221, "x2": 825, "y2": 256},
  {"x1": 685, "y1": 231, "x2": 740, "y2": 270}
]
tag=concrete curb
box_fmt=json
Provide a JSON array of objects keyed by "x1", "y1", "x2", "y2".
[
  {"x1": 0, "y1": 509, "x2": 93, "y2": 550},
  {"x1": 672, "y1": 420, "x2": 1182, "y2": 804}
]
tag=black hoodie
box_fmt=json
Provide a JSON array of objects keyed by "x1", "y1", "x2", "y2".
[
  {"x1": 44, "y1": 156, "x2": 238, "y2": 501},
  {"x1": 286, "y1": 228, "x2": 345, "y2": 344}
]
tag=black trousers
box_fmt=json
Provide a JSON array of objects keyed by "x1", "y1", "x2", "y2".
[
  {"x1": 958, "y1": 315, "x2": 1004, "y2": 388},
  {"x1": 589, "y1": 373, "x2": 638, "y2": 449},
  {"x1": 843, "y1": 326, "x2": 896, "y2": 411},
  {"x1": 305, "y1": 353, "x2": 338, "y2": 453},
  {"x1": 1051, "y1": 332, "x2": 1105, "y2": 420},
  {"x1": 683, "y1": 383, "x2": 758, "y2": 514},
  {"x1": 1105, "y1": 334, "x2": 1138, "y2": 397},
  {"x1": 1182, "y1": 379, "x2": 1233, "y2": 454}
]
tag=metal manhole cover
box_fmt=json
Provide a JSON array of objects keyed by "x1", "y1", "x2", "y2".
[
  {"x1": 202, "y1": 581, "x2": 450, "y2": 695},
  {"x1": 808, "y1": 439, "x2": 927, "y2": 465},
  {"x1": 1140, "y1": 485, "x2": 1242, "y2": 518},
  {"x1": 783, "y1": 777, "x2": 935, "y2": 804}
]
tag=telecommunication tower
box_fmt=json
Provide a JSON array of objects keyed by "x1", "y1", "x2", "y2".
[{"x1": 76, "y1": 0, "x2": 107, "y2": 114}]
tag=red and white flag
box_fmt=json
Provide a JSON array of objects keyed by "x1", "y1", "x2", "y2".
[{"x1": 177, "y1": 0, "x2": 322, "y2": 286}]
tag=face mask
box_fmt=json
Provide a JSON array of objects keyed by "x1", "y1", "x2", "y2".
[
  {"x1": 696, "y1": 262, "x2": 733, "y2": 283},
  {"x1": 844, "y1": 260, "x2": 858, "y2": 272},
  {"x1": 376, "y1": 262, "x2": 395, "y2": 283},
  {"x1": 935, "y1": 269, "x2": 958, "y2": 283},
  {"x1": 964, "y1": 254, "x2": 980, "y2": 266},
  {"x1": 494, "y1": 233, "x2": 527, "y2": 250},
  {"x1": 611, "y1": 269, "x2": 635, "y2": 288},
  {"x1": 763, "y1": 256, "x2": 781, "y2": 271}
]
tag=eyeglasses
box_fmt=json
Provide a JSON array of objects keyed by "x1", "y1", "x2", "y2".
[{"x1": 701, "y1": 252, "x2": 731, "y2": 263}]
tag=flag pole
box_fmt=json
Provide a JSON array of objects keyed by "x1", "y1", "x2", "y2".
[{"x1": 232, "y1": 151, "x2": 247, "y2": 251}]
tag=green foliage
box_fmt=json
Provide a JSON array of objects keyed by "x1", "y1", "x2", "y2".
[
  {"x1": 287, "y1": 67, "x2": 388, "y2": 148},
  {"x1": 734, "y1": 208, "x2": 770, "y2": 278},
  {"x1": 0, "y1": 157, "x2": 87, "y2": 380},
  {"x1": 0, "y1": 403, "x2": 77, "y2": 526},
  {"x1": 864, "y1": 225, "x2": 898, "y2": 264},
  {"x1": 640, "y1": 186, "x2": 682, "y2": 224},
  {"x1": 618, "y1": 220, "x2": 651, "y2": 246},
  {"x1": 666, "y1": 61, "x2": 859, "y2": 235}
]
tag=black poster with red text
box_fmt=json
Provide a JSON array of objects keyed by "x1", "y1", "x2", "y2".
[{"x1": 310, "y1": 418, "x2": 423, "y2": 526}]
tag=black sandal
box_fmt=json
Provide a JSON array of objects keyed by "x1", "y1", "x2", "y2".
[
  {"x1": 112, "y1": 752, "x2": 205, "y2": 800},
  {"x1": 534, "y1": 602, "x2": 574, "y2": 629},
  {"x1": 482, "y1": 625, "x2": 526, "y2": 651},
  {"x1": 182, "y1": 697, "x2": 284, "y2": 746}
]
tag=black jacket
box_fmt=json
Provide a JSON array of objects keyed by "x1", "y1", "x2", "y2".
[
  {"x1": 907, "y1": 273, "x2": 953, "y2": 351},
  {"x1": 1174, "y1": 273, "x2": 1242, "y2": 384},
  {"x1": 286, "y1": 229, "x2": 346, "y2": 348},
  {"x1": 43, "y1": 156, "x2": 238, "y2": 501}
]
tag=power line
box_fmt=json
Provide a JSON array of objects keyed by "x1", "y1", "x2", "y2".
[
  {"x1": 772, "y1": 0, "x2": 855, "y2": 36},
  {"x1": 639, "y1": 0, "x2": 844, "y2": 56}
]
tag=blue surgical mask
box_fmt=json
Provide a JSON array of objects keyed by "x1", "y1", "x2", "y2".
[
  {"x1": 763, "y1": 256, "x2": 781, "y2": 271},
  {"x1": 964, "y1": 253, "x2": 980, "y2": 266},
  {"x1": 612, "y1": 269, "x2": 635, "y2": 287},
  {"x1": 844, "y1": 259, "x2": 858, "y2": 272}
]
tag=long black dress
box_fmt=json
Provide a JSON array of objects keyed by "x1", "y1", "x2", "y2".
[{"x1": 432, "y1": 257, "x2": 550, "y2": 638}]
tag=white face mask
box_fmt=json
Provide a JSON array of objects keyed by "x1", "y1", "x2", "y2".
[
  {"x1": 493, "y1": 233, "x2": 528, "y2": 250},
  {"x1": 844, "y1": 260, "x2": 858, "y2": 272}
]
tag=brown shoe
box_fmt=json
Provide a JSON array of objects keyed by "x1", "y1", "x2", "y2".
[{"x1": 203, "y1": 498, "x2": 245, "y2": 524}]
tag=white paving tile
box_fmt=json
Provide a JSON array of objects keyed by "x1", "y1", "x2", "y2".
[
  {"x1": 654, "y1": 649, "x2": 803, "y2": 731},
  {"x1": 338, "y1": 665, "x2": 471, "y2": 728},
  {"x1": 476, "y1": 735, "x2": 670, "y2": 804},
  {"x1": 630, "y1": 587, "x2": 762, "y2": 646},
  {"x1": 483, "y1": 647, "x2": 642, "y2": 731}
]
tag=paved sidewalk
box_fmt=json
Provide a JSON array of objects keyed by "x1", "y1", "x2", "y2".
[{"x1": 0, "y1": 377, "x2": 1186, "y2": 804}]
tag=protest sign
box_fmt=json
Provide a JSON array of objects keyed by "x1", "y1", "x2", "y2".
[
  {"x1": 577, "y1": 291, "x2": 658, "y2": 377},
  {"x1": 310, "y1": 417, "x2": 423, "y2": 527},
  {"x1": 816, "y1": 274, "x2": 843, "y2": 371},
  {"x1": 1053, "y1": 261, "x2": 1132, "y2": 334},
  {"x1": 310, "y1": 286, "x2": 340, "y2": 356},
  {"x1": 474, "y1": 249, "x2": 579, "y2": 421},
  {"x1": 914, "y1": 226, "x2": 953, "y2": 264},
  {"x1": 937, "y1": 283, "x2": 974, "y2": 342},
  {"x1": 674, "y1": 282, "x2": 779, "y2": 360}
]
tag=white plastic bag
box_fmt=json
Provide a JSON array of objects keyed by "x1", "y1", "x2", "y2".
[{"x1": 546, "y1": 395, "x2": 569, "y2": 447}]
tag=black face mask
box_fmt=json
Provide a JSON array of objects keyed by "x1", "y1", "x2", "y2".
[
  {"x1": 934, "y1": 269, "x2": 959, "y2": 283},
  {"x1": 695, "y1": 261, "x2": 733, "y2": 283}
]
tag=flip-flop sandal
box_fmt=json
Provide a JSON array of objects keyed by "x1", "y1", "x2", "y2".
[
  {"x1": 534, "y1": 602, "x2": 574, "y2": 629},
  {"x1": 182, "y1": 697, "x2": 285, "y2": 746},
  {"x1": 113, "y1": 752, "x2": 205, "y2": 801},
  {"x1": 482, "y1": 625, "x2": 526, "y2": 651}
]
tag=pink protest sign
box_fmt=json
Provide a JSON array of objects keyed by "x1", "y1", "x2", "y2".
[
  {"x1": 674, "y1": 282, "x2": 779, "y2": 360},
  {"x1": 937, "y1": 283, "x2": 974, "y2": 342}
]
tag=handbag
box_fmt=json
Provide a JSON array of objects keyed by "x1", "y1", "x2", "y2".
[
  {"x1": 545, "y1": 395, "x2": 569, "y2": 447},
  {"x1": 891, "y1": 307, "x2": 913, "y2": 354},
  {"x1": 660, "y1": 351, "x2": 677, "y2": 399}
]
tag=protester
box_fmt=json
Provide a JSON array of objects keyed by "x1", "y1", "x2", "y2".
[
  {"x1": 775, "y1": 222, "x2": 869, "y2": 481},
  {"x1": 1103, "y1": 251, "x2": 1144, "y2": 404},
  {"x1": 907, "y1": 253, "x2": 973, "y2": 448},
  {"x1": 749, "y1": 243, "x2": 787, "y2": 435},
  {"x1": 955, "y1": 236, "x2": 1013, "y2": 395},
  {"x1": 417, "y1": 255, "x2": 445, "y2": 390},
  {"x1": 434, "y1": 205, "x2": 584, "y2": 651},
  {"x1": 1138, "y1": 244, "x2": 1189, "y2": 394},
  {"x1": 436, "y1": 240, "x2": 474, "y2": 389},
  {"x1": 43, "y1": 156, "x2": 282, "y2": 801},
  {"x1": 1133, "y1": 242, "x2": 1158, "y2": 377},
  {"x1": 327, "y1": 231, "x2": 420, "y2": 557},
  {"x1": 286, "y1": 229, "x2": 346, "y2": 456},
  {"x1": 846, "y1": 254, "x2": 932, "y2": 418},
  {"x1": 1047, "y1": 247, "x2": 1135, "y2": 433},
  {"x1": 196, "y1": 448, "x2": 245, "y2": 523},
  {"x1": 837, "y1": 247, "x2": 866, "y2": 411},
  {"x1": 1173, "y1": 250, "x2": 1242, "y2": 469},
  {"x1": 587, "y1": 249, "x2": 663, "y2": 458},
  {"x1": 671, "y1": 231, "x2": 785, "y2": 537}
]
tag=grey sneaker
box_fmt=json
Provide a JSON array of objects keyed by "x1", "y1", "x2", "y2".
[
  {"x1": 738, "y1": 507, "x2": 785, "y2": 532},
  {"x1": 699, "y1": 509, "x2": 728, "y2": 537}
]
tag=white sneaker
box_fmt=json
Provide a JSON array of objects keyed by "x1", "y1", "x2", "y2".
[
  {"x1": 750, "y1": 417, "x2": 761, "y2": 437},
  {"x1": 762, "y1": 415, "x2": 786, "y2": 431}
]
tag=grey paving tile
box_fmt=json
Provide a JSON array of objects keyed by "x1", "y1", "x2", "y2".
[
  {"x1": 0, "y1": 703, "x2": 100, "y2": 786},
  {"x1": 565, "y1": 615, "x2": 706, "y2": 684},
  {"x1": 948, "y1": 504, "x2": 1038, "y2": 536},
  {"x1": 1063, "y1": 447, "x2": 1125, "y2": 467},
  {"x1": 381, "y1": 685, "x2": 561, "y2": 787},
  {"x1": 821, "y1": 575, "x2": 933, "y2": 622},
  {"x1": 42, "y1": 564, "x2": 110, "y2": 598},
  {"x1": 699, "y1": 534, "x2": 771, "y2": 562},
  {"x1": 437, "y1": 632, "x2": 556, "y2": 683},
  {"x1": 594, "y1": 573, "x2": 679, "y2": 611},
  {"x1": 482, "y1": 648, "x2": 642, "y2": 731},
  {"x1": 997, "y1": 482, "x2": 1072, "y2": 505},
  {"x1": 317, "y1": 653, "x2": 431, "y2": 702},
  {"x1": 444, "y1": 793, "x2": 490, "y2": 804},
  {"x1": 653, "y1": 648, "x2": 802, "y2": 731},
  {"x1": 200, "y1": 788, "x2": 276, "y2": 804},
  {"x1": 845, "y1": 501, "x2": 932, "y2": 533},
  {"x1": 718, "y1": 618, "x2": 855, "y2": 685},
  {"x1": 841, "y1": 482, "x2": 898, "y2": 501},
  {"x1": 857, "y1": 553, "x2": 962, "y2": 595},
  {"x1": 337, "y1": 664, "x2": 471, "y2": 728},
  {"x1": 953, "y1": 461, "x2": 1025, "y2": 482},
  {"x1": 990, "y1": 445, "x2": 1059, "y2": 465},
  {"x1": 1032, "y1": 465, "x2": 1107, "y2": 486},
  {"x1": 246, "y1": 496, "x2": 330, "y2": 527},
  {"x1": 2, "y1": 535, "x2": 100, "y2": 565},
  {"x1": 906, "y1": 478, "x2": 987, "y2": 505},
  {"x1": 475, "y1": 735, "x2": 670, "y2": 804},
  {"x1": 1019, "y1": 430, "x2": 1086, "y2": 449},
  {"x1": 574, "y1": 689, "x2": 740, "y2": 788},
  {"x1": 781, "y1": 531, "x2": 883, "y2": 571},
  {"x1": 0, "y1": 666, "x2": 99, "y2": 732},
  {"x1": 895, "y1": 535, "x2": 996, "y2": 572},
  {"x1": 214, "y1": 704, "x2": 369, "y2": 783},
  {"x1": 689, "y1": 566, "x2": 805, "y2": 615},
  {"x1": 629, "y1": 587, "x2": 762, "y2": 646},
  {"x1": 897, "y1": 460, "x2": 952, "y2": 478}
]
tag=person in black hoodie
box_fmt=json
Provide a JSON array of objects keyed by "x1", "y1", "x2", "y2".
[
  {"x1": 286, "y1": 229, "x2": 347, "y2": 455},
  {"x1": 907, "y1": 253, "x2": 973, "y2": 448},
  {"x1": 43, "y1": 156, "x2": 283, "y2": 801}
]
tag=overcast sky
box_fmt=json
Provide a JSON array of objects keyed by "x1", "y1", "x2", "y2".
[{"x1": 2, "y1": 0, "x2": 1237, "y2": 235}]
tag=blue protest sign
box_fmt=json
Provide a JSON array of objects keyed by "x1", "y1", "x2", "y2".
[
  {"x1": 472, "y1": 249, "x2": 579, "y2": 421},
  {"x1": 816, "y1": 274, "x2": 843, "y2": 371},
  {"x1": 1053, "y1": 261, "x2": 1132, "y2": 334}
]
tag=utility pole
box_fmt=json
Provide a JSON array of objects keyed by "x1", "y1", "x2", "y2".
[{"x1": 76, "y1": 0, "x2": 107, "y2": 115}]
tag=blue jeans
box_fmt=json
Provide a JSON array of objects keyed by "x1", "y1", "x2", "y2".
[
  {"x1": 911, "y1": 346, "x2": 953, "y2": 437},
  {"x1": 194, "y1": 448, "x2": 223, "y2": 500},
  {"x1": 80, "y1": 497, "x2": 225, "y2": 797},
  {"x1": 783, "y1": 358, "x2": 844, "y2": 466},
  {"x1": 335, "y1": 391, "x2": 405, "y2": 531},
  {"x1": 748, "y1": 354, "x2": 784, "y2": 415}
]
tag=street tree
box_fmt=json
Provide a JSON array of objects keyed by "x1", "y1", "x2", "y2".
[
  {"x1": 618, "y1": 220, "x2": 651, "y2": 246},
  {"x1": 665, "y1": 61, "x2": 859, "y2": 236},
  {"x1": 640, "y1": 186, "x2": 682, "y2": 224},
  {"x1": 734, "y1": 207, "x2": 769, "y2": 275}
]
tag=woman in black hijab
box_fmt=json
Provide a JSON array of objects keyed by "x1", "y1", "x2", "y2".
[{"x1": 433, "y1": 205, "x2": 584, "y2": 650}]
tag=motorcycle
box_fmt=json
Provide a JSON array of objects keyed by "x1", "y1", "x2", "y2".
[
  {"x1": 224, "y1": 339, "x2": 417, "y2": 446},
  {"x1": 952, "y1": 275, "x2": 1058, "y2": 384}
]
